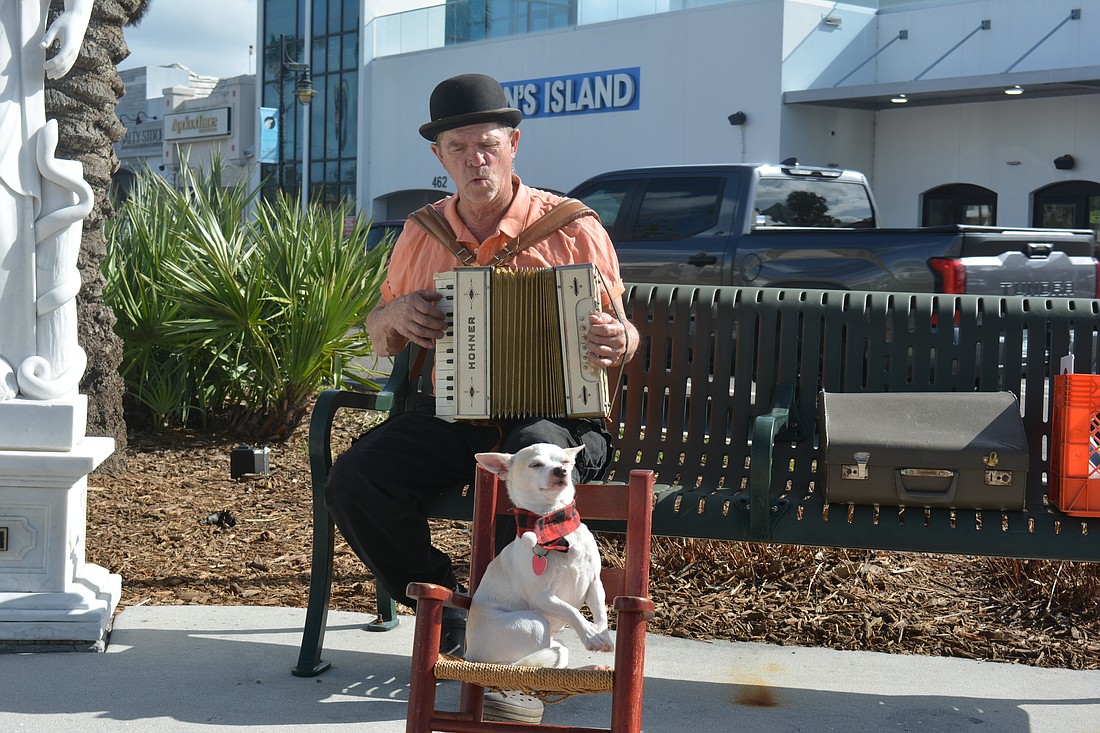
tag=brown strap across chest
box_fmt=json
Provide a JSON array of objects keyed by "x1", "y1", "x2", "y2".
[{"x1": 408, "y1": 198, "x2": 599, "y2": 267}]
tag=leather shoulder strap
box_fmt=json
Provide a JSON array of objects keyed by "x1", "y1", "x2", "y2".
[
  {"x1": 409, "y1": 198, "x2": 600, "y2": 268},
  {"x1": 408, "y1": 205, "x2": 476, "y2": 266},
  {"x1": 490, "y1": 199, "x2": 600, "y2": 266}
]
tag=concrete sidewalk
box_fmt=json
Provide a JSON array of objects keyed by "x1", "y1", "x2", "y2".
[{"x1": 2, "y1": 605, "x2": 1099, "y2": 732}]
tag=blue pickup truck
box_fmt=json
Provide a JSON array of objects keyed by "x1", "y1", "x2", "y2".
[{"x1": 568, "y1": 163, "x2": 1099, "y2": 296}]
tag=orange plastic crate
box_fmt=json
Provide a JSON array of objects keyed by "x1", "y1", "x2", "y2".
[{"x1": 1052, "y1": 373, "x2": 1100, "y2": 516}]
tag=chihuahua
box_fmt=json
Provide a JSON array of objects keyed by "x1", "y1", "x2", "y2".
[{"x1": 466, "y1": 443, "x2": 613, "y2": 668}]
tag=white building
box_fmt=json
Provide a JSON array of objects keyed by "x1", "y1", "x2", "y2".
[
  {"x1": 115, "y1": 66, "x2": 257, "y2": 192},
  {"x1": 160, "y1": 74, "x2": 258, "y2": 189},
  {"x1": 350, "y1": 0, "x2": 1099, "y2": 235},
  {"x1": 114, "y1": 65, "x2": 218, "y2": 192}
]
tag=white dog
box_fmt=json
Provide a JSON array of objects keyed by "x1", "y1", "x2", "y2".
[{"x1": 465, "y1": 443, "x2": 613, "y2": 668}]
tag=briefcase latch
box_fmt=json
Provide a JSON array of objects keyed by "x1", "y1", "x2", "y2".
[
  {"x1": 841, "y1": 451, "x2": 871, "y2": 480},
  {"x1": 984, "y1": 470, "x2": 1013, "y2": 486}
]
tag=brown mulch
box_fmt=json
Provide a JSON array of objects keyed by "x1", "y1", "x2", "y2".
[{"x1": 87, "y1": 401, "x2": 1100, "y2": 670}]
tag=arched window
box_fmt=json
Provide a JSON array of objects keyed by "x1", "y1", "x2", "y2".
[
  {"x1": 921, "y1": 184, "x2": 996, "y2": 227},
  {"x1": 1033, "y1": 181, "x2": 1100, "y2": 239}
]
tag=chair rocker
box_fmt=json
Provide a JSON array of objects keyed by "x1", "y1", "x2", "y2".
[{"x1": 405, "y1": 466, "x2": 656, "y2": 733}]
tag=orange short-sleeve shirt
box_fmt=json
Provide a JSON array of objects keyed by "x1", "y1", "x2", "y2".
[{"x1": 380, "y1": 176, "x2": 624, "y2": 308}]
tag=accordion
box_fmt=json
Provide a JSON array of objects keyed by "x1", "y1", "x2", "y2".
[{"x1": 433, "y1": 264, "x2": 610, "y2": 422}]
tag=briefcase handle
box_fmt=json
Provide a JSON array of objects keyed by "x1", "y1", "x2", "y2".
[{"x1": 895, "y1": 468, "x2": 959, "y2": 505}]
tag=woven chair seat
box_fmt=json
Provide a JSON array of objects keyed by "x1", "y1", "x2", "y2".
[{"x1": 434, "y1": 656, "x2": 614, "y2": 702}]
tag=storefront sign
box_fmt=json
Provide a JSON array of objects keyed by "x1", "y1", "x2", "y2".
[
  {"x1": 164, "y1": 107, "x2": 231, "y2": 141},
  {"x1": 502, "y1": 68, "x2": 640, "y2": 120},
  {"x1": 116, "y1": 122, "x2": 163, "y2": 157}
]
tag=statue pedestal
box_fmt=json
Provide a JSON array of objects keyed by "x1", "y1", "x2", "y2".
[
  {"x1": 0, "y1": 395, "x2": 87, "y2": 451},
  {"x1": 0, "y1": 437, "x2": 120, "y2": 649}
]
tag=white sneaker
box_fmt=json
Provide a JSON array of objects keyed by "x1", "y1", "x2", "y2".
[{"x1": 483, "y1": 690, "x2": 544, "y2": 723}]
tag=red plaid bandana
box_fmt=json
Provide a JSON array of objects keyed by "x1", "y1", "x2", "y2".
[{"x1": 512, "y1": 502, "x2": 581, "y2": 552}]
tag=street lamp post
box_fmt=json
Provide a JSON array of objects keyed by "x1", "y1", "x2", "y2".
[{"x1": 276, "y1": 33, "x2": 316, "y2": 204}]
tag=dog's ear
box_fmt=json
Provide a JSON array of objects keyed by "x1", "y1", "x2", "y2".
[
  {"x1": 564, "y1": 444, "x2": 585, "y2": 461},
  {"x1": 474, "y1": 451, "x2": 514, "y2": 478}
]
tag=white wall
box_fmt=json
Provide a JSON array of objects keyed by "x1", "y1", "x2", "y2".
[
  {"x1": 362, "y1": 0, "x2": 785, "y2": 212},
  {"x1": 872, "y1": 94, "x2": 1100, "y2": 228},
  {"x1": 873, "y1": 0, "x2": 1098, "y2": 84}
]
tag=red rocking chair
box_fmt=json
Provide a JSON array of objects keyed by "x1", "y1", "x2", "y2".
[{"x1": 405, "y1": 466, "x2": 656, "y2": 733}]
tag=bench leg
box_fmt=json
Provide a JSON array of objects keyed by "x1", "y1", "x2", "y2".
[
  {"x1": 367, "y1": 585, "x2": 400, "y2": 631},
  {"x1": 293, "y1": 510, "x2": 335, "y2": 676}
]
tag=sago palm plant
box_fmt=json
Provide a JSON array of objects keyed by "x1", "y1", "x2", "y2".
[{"x1": 104, "y1": 160, "x2": 391, "y2": 440}]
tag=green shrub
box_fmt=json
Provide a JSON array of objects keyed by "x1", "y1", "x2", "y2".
[{"x1": 104, "y1": 160, "x2": 392, "y2": 440}]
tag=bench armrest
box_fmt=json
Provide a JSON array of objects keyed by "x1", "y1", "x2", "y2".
[
  {"x1": 307, "y1": 345, "x2": 421, "y2": 484},
  {"x1": 747, "y1": 383, "x2": 802, "y2": 540}
]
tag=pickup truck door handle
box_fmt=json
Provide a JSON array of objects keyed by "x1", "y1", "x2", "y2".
[{"x1": 687, "y1": 252, "x2": 718, "y2": 266}]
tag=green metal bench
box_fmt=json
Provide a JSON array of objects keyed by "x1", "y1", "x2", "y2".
[{"x1": 294, "y1": 285, "x2": 1100, "y2": 676}]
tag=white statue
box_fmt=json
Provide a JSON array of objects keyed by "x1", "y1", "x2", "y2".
[{"x1": 0, "y1": 0, "x2": 95, "y2": 401}]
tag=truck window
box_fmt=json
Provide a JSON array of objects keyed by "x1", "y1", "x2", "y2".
[
  {"x1": 571, "y1": 180, "x2": 631, "y2": 229},
  {"x1": 629, "y1": 177, "x2": 724, "y2": 241},
  {"x1": 754, "y1": 178, "x2": 874, "y2": 228}
]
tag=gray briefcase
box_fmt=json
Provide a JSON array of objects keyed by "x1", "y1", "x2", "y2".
[{"x1": 820, "y1": 391, "x2": 1028, "y2": 510}]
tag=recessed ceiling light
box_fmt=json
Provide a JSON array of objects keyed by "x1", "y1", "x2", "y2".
[
  {"x1": 1005, "y1": 85, "x2": 1024, "y2": 95},
  {"x1": 891, "y1": 94, "x2": 909, "y2": 104}
]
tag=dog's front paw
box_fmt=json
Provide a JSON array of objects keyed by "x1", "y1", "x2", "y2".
[
  {"x1": 582, "y1": 627, "x2": 615, "y2": 653},
  {"x1": 519, "y1": 531, "x2": 538, "y2": 550}
]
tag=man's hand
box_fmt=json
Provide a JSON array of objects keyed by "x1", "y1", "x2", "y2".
[
  {"x1": 586, "y1": 310, "x2": 636, "y2": 369},
  {"x1": 366, "y1": 290, "x2": 447, "y2": 355}
]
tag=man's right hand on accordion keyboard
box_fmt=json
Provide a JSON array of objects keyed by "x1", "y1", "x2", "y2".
[{"x1": 366, "y1": 289, "x2": 447, "y2": 355}]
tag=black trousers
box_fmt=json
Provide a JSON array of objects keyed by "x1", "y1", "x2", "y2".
[{"x1": 323, "y1": 396, "x2": 612, "y2": 609}]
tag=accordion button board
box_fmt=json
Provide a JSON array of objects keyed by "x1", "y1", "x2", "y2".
[{"x1": 434, "y1": 264, "x2": 610, "y2": 422}]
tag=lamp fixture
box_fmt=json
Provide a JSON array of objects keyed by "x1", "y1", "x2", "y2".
[
  {"x1": 295, "y1": 71, "x2": 316, "y2": 106},
  {"x1": 727, "y1": 111, "x2": 747, "y2": 126},
  {"x1": 891, "y1": 93, "x2": 909, "y2": 104},
  {"x1": 119, "y1": 111, "x2": 157, "y2": 125},
  {"x1": 1054, "y1": 154, "x2": 1076, "y2": 170},
  {"x1": 1005, "y1": 85, "x2": 1024, "y2": 95}
]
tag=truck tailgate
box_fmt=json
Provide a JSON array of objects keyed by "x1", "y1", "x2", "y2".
[
  {"x1": 948, "y1": 226, "x2": 1098, "y2": 297},
  {"x1": 960, "y1": 251, "x2": 1097, "y2": 297}
]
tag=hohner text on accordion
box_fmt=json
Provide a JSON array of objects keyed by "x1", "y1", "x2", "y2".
[{"x1": 434, "y1": 265, "x2": 610, "y2": 422}]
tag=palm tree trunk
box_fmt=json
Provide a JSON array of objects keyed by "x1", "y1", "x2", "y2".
[{"x1": 44, "y1": 0, "x2": 150, "y2": 472}]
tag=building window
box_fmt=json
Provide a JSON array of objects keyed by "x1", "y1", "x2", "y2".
[
  {"x1": 262, "y1": 0, "x2": 359, "y2": 205},
  {"x1": 445, "y1": 0, "x2": 575, "y2": 44},
  {"x1": 1033, "y1": 181, "x2": 1100, "y2": 240},
  {"x1": 922, "y1": 184, "x2": 996, "y2": 227}
]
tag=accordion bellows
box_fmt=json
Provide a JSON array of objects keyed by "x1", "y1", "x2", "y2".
[{"x1": 434, "y1": 265, "x2": 610, "y2": 422}]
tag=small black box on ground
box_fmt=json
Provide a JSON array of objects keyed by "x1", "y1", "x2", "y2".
[
  {"x1": 231, "y1": 445, "x2": 270, "y2": 479},
  {"x1": 820, "y1": 391, "x2": 1028, "y2": 510}
]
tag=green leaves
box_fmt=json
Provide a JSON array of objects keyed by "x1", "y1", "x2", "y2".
[{"x1": 104, "y1": 160, "x2": 392, "y2": 440}]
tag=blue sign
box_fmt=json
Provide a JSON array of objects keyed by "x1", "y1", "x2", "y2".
[
  {"x1": 501, "y1": 68, "x2": 640, "y2": 120},
  {"x1": 258, "y1": 107, "x2": 279, "y2": 164}
]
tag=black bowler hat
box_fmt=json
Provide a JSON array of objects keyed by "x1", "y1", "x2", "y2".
[{"x1": 419, "y1": 73, "x2": 522, "y2": 142}]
